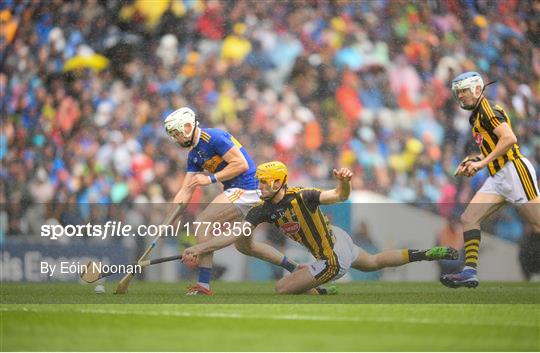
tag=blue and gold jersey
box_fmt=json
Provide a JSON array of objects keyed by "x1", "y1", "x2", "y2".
[{"x1": 187, "y1": 128, "x2": 258, "y2": 190}]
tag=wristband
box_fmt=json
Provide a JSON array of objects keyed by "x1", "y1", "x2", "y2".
[{"x1": 209, "y1": 174, "x2": 218, "y2": 183}]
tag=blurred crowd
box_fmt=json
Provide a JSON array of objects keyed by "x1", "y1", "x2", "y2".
[{"x1": 2, "y1": 0, "x2": 539, "y2": 241}]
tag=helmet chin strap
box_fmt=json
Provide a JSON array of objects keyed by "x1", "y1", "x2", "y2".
[
  {"x1": 179, "y1": 121, "x2": 199, "y2": 148},
  {"x1": 261, "y1": 177, "x2": 287, "y2": 202},
  {"x1": 465, "y1": 80, "x2": 497, "y2": 110}
]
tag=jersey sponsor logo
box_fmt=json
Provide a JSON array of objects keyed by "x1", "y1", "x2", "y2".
[
  {"x1": 203, "y1": 155, "x2": 224, "y2": 172},
  {"x1": 270, "y1": 209, "x2": 286, "y2": 221},
  {"x1": 280, "y1": 222, "x2": 300, "y2": 235},
  {"x1": 196, "y1": 150, "x2": 207, "y2": 160},
  {"x1": 474, "y1": 132, "x2": 483, "y2": 146}
]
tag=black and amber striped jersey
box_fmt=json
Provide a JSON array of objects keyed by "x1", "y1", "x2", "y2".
[
  {"x1": 245, "y1": 187, "x2": 336, "y2": 261},
  {"x1": 469, "y1": 97, "x2": 523, "y2": 176}
]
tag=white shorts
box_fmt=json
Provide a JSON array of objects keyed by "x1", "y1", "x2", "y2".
[
  {"x1": 308, "y1": 226, "x2": 360, "y2": 282},
  {"x1": 478, "y1": 158, "x2": 539, "y2": 205},
  {"x1": 223, "y1": 188, "x2": 262, "y2": 216}
]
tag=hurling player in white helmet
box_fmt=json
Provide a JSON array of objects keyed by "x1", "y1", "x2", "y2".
[
  {"x1": 441, "y1": 72, "x2": 540, "y2": 288},
  {"x1": 163, "y1": 107, "x2": 314, "y2": 295}
]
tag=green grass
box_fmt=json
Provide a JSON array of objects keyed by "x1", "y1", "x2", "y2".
[
  {"x1": 1, "y1": 282, "x2": 539, "y2": 351},
  {"x1": 2, "y1": 281, "x2": 539, "y2": 304}
]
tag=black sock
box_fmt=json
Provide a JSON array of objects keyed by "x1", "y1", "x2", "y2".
[
  {"x1": 408, "y1": 249, "x2": 427, "y2": 262},
  {"x1": 519, "y1": 232, "x2": 540, "y2": 275},
  {"x1": 315, "y1": 287, "x2": 327, "y2": 295},
  {"x1": 279, "y1": 256, "x2": 297, "y2": 273}
]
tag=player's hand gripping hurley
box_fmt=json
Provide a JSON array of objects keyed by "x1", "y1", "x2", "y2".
[{"x1": 454, "y1": 155, "x2": 482, "y2": 177}]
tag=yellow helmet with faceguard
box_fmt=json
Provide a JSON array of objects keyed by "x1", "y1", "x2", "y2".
[{"x1": 255, "y1": 161, "x2": 288, "y2": 199}]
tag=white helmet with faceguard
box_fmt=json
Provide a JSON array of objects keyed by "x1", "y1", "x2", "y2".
[
  {"x1": 451, "y1": 71, "x2": 484, "y2": 110},
  {"x1": 164, "y1": 107, "x2": 199, "y2": 147}
]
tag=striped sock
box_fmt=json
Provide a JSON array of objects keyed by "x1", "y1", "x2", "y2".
[
  {"x1": 464, "y1": 229, "x2": 481, "y2": 270},
  {"x1": 197, "y1": 267, "x2": 212, "y2": 289}
]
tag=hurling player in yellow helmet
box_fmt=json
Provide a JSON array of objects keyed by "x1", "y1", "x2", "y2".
[
  {"x1": 184, "y1": 161, "x2": 458, "y2": 294},
  {"x1": 254, "y1": 161, "x2": 288, "y2": 201}
]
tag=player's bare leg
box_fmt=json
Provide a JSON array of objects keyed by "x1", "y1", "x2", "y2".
[
  {"x1": 274, "y1": 266, "x2": 327, "y2": 294},
  {"x1": 274, "y1": 243, "x2": 459, "y2": 294},
  {"x1": 518, "y1": 196, "x2": 540, "y2": 232},
  {"x1": 441, "y1": 192, "x2": 505, "y2": 288},
  {"x1": 460, "y1": 193, "x2": 506, "y2": 231},
  {"x1": 352, "y1": 248, "x2": 408, "y2": 271},
  {"x1": 234, "y1": 237, "x2": 337, "y2": 295},
  {"x1": 517, "y1": 197, "x2": 540, "y2": 278},
  {"x1": 187, "y1": 192, "x2": 243, "y2": 295},
  {"x1": 234, "y1": 234, "x2": 296, "y2": 271},
  {"x1": 351, "y1": 246, "x2": 458, "y2": 272}
]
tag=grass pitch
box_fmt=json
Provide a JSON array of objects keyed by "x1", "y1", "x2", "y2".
[{"x1": 1, "y1": 281, "x2": 539, "y2": 351}]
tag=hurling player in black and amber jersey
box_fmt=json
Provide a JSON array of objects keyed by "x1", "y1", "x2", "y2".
[
  {"x1": 441, "y1": 72, "x2": 540, "y2": 288},
  {"x1": 183, "y1": 161, "x2": 458, "y2": 294}
]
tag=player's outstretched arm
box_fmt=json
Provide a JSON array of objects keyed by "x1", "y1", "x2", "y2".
[
  {"x1": 183, "y1": 233, "x2": 240, "y2": 258},
  {"x1": 319, "y1": 168, "x2": 353, "y2": 204},
  {"x1": 234, "y1": 223, "x2": 292, "y2": 267},
  {"x1": 182, "y1": 221, "x2": 254, "y2": 258},
  {"x1": 181, "y1": 222, "x2": 289, "y2": 267}
]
